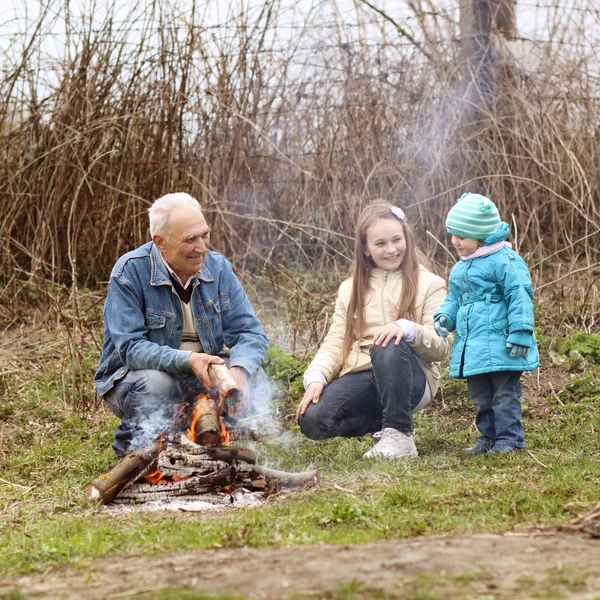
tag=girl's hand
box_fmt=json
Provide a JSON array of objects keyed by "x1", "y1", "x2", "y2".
[
  {"x1": 372, "y1": 322, "x2": 404, "y2": 348},
  {"x1": 296, "y1": 382, "x2": 324, "y2": 420}
]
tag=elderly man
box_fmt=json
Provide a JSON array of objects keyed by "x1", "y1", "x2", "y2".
[{"x1": 94, "y1": 192, "x2": 269, "y2": 456}]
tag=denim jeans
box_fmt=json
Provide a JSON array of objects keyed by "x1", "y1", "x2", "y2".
[
  {"x1": 103, "y1": 359, "x2": 271, "y2": 456},
  {"x1": 299, "y1": 341, "x2": 427, "y2": 440},
  {"x1": 466, "y1": 371, "x2": 525, "y2": 449}
]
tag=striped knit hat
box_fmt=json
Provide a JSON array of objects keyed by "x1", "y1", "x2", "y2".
[{"x1": 446, "y1": 193, "x2": 501, "y2": 239}]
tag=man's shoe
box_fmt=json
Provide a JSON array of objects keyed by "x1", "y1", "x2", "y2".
[
  {"x1": 464, "y1": 439, "x2": 494, "y2": 457},
  {"x1": 490, "y1": 441, "x2": 522, "y2": 454},
  {"x1": 364, "y1": 428, "x2": 418, "y2": 459}
]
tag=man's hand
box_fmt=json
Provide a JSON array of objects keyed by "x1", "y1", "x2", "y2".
[
  {"x1": 296, "y1": 382, "x2": 324, "y2": 420},
  {"x1": 189, "y1": 352, "x2": 225, "y2": 387},
  {"x1": 372, "y1": 322, "x2": 404, "y2": 348}
]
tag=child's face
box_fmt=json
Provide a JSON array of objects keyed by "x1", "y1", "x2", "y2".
[
  {"x1": 364, "y1": 218, "x2": 407, "y2": 271},
  {"x1": 451, "y1": 235, "x2": 481, "y2": 257}
]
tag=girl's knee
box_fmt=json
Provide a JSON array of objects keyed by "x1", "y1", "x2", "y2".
[
  {"x1": 370, "y1": 340, "x2": 411, "y2": 367},
  {"x1": 299, "y1": 405, "x2": 334, "y2": 441}
]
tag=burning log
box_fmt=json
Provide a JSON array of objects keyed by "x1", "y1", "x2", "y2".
[
  {"x1": 188, "y1": 394, "x2": 221, "y2": 447},
  {"x1": 208, "y1": 363, "x2": 241, "y2": 409},
  {"x1": 86, "y1": 441, "x2": 160, "y2": 504}
]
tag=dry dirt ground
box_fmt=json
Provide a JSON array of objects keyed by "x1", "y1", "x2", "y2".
[{"x1": 2, "y1": 532, "x2": 600, "y2": 599}]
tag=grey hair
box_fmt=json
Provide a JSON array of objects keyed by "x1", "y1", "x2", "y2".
[{"x1": 148, "y1": 192, "x2": 202, "y2": 237}]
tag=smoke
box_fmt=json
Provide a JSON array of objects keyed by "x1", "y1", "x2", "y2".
[
  {"x1": 126, "y1": 398, "x2": 185, "y2": 453},
  {"x1": 239, "y1": 367, "x2": 281, "y2": 436}
]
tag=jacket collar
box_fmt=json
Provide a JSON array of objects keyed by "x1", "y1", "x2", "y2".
[
  {"x1": 149, "y1": 243, "x2": 215, "y2": 286},
  {"x1": 482, "y1": 221, "x2": 510, "y2": 246}
]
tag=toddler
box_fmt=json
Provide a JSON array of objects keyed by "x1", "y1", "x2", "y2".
[{"x1": 434, "y1": 193, "x2": 539, "y2": 455}]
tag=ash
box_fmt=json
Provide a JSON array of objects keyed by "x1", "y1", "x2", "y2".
[{"x1": 99, "y1": 488, "x2": 268, "y2": 514}]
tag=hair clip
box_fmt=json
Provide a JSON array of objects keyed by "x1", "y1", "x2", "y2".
[{"x1": 390, "y1": 206, "x2": 405, "y2": 220}]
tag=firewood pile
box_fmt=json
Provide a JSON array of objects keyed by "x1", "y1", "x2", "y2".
[{"x1": 87, "y1": 364, "x2": 319, "y2": 506}]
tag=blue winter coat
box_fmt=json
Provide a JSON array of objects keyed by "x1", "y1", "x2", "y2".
[{"x1": 434, "y1": 223, "x2": 539, "y2": 378}]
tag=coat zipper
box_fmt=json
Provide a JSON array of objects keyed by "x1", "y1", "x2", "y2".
[{"x1": 381, "y1": 270, "x2": 388, "y2": 324}]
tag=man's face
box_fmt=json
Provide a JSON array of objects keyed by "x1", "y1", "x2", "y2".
[{"x1": 153, "y1": 207, "x2": 211, "y2": 281}]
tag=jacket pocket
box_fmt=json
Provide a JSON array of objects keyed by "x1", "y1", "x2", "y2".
[
  {"x1": 491, "y1": 318, "x2": 509, "y2": 335},
  {"x1": 145, "y1": 308, "x2": 173, "y2": 344},
  {"x1": 205, "y1": 296, "x2": 231, "y2": 314},
  {"x1": 145, "y1": 308, "x2": 167, "y2": 329}
]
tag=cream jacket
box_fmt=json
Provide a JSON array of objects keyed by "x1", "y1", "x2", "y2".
[{"x1": 305, "y1": 266, "x2": 452, "y2": 399}]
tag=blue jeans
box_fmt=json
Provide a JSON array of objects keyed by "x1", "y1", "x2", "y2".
[
  {"x1": 103, "y1": 361, "x2": 271, "y2": 456},
  {"x1": 299, "y1": 341, "x2": 427, "y2": 440},
  {"x1": 466, "y1": 371, "x2": 525, "y2": 449}
]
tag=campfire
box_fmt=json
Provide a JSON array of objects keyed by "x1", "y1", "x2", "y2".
[{"x1": 87, "y1": 364, "x2": 318, "y2": 506}]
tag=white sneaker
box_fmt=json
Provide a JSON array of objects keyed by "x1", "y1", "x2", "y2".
[{"x1": 363, "y1": 428, "x2": 418, "y2": 459}]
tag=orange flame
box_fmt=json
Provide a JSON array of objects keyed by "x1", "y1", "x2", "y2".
[
  {"x1": 219, "y1": 409, "x2": 230, "y2": 446},
  {"x1": 186, "y1": 399, "x2": 202, "y2": 442},
  {"x1": 144, "y1": 391, "x2": 230, "y2": 485}
]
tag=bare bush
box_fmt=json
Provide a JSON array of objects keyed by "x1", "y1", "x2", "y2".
[{"x1": 0, "y1": 0, "x2": 599, "y2": 349}]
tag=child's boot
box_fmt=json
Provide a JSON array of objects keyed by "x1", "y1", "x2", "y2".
[
  {"x1": 490, "y1": 441, "x2": 523, "y2": 454},
  {"x1": 464, "y1": 438, "x2": 494, "y2": 456}
]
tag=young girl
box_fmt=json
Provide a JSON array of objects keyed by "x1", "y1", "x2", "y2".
[
  {"x1": 296, "y1": 200, "x2": 451, "y2": 459},
  {"x1": 433, "y1": 193, "x2": 539, "y2": 455}
]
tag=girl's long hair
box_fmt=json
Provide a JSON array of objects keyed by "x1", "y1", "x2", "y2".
[{"x1": 342, "y1": 200, "x2": 427, "y2": 364}]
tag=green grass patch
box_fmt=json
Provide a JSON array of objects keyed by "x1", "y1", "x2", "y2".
[{"x1": 1, "y1": 332, "x2": 600, "y2": 578}]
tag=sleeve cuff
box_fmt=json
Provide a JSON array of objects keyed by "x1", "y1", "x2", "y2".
[
  {"x1": 395, "y1": 319, "x2": 417, "y2": 343},
  {"x1": 303, "y1": 370, "x2": 328, "y2": 390},
  {"x1": 506, "y1": 331, "x2": 532, "y2": 347},
  {"x1": 434, "y1": 314, "x2": 456, "y2": 332}
]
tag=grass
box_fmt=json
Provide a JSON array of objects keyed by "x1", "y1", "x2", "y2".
[{"x1": 0, "y1": 323, "x2": 599, "y2": 587}]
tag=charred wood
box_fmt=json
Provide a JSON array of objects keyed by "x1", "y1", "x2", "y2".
[
  {"x1": 115, "y1": 468, "x2": 234, "y2": 502},
  {"x1": 86, "y1": 441, "x2": 160, "y2": 504},
  {"x1": 228, "y1": 427, "x2": 261, "y2": 442},
  {"x1": 207, "y1": 446, "x2": 256, "y2": 464}
]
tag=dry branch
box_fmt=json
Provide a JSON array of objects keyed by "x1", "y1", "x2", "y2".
[
  {"x1": 564, "y1": 501, "x2": 600, "y2": 538},
  {"x1": 251, "y1": 466, "x2": 319, "y2": 489}
]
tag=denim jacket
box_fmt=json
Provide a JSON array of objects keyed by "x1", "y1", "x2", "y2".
[{"x1": 94, "y1": 242, "x2": 269, "y2": 397}]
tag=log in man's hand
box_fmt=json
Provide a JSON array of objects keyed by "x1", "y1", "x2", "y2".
[{"x1": 189, "y1": 352, "x2": 225, "y2": 387}]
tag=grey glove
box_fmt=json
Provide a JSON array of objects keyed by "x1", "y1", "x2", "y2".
[
  {"x1": 434, "y1": 316, "x2": 449, "y2": 341},
  {"x1": 506, "y1": 342, "x2": 529, "y2": 358}
]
